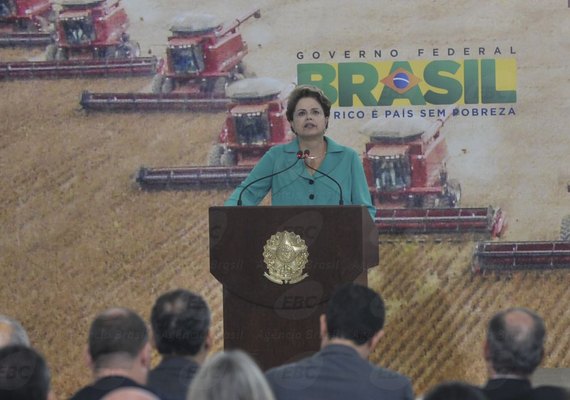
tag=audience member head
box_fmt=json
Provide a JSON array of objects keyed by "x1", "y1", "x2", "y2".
[
  {"x1": 321, "y1": 283, "x2": 385, "y2": 355},
  {"x1": 485, "y1": 307, "x2": 546, "y2": 378},
  {"x1": 0, "y1": 345, "x2": 52, "y2": 400},
  {"x1": 88, "y1": 308, "x2": 151, "y2": 382},
  {"x1": 285, "y1": 85, "x2": 332, "y2": 129},
  {"x1": 423, "y1": 381, "x2": 488, "y2": 400},
  {"x1": 102, "y1": 387, "x2": 160, "y2": 400},
  {"x1": 187, "y1": 350, "x2": 275, "y2": 400},
  {"x1": 0, "y1": 315, "x2": 30, "y2": 348},
  {"x1": 150, "y1": 289, "x2": 211, "y2": 360}
]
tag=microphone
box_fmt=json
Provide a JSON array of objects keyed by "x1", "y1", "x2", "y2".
[
  {"x1": 237, "y1": 150, "x2": 304, "y2": 206},
  {"x1": 303, "y1": 149, "x2": 344, "y2": 205}
]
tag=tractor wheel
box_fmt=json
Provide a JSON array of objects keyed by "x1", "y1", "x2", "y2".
[
  {"x1": 560, "y1": 215, "x2": 570, "y2": 241},
  {"x1": 162, "y1": 77, "x2": 174, "y2": 94},
  {"x1": 206, "y1": 77, "x2": 228, "y2": 96},
  {"x1": 151, "y1": 75, "x2": 174, "y2": 94},
  {"x1": 237, "y1": 61, "x2": 256, "y2": 78},
  {"x1": 55, "y1": 47, "x2": 67, "y2": 61},
  {"x1": 151, "y1": 74, "x2": 165, "y2": 94},
  {"x1": 127, "y1": 41, "x2": 141, "y2": 58},
  {"x1": 45, "y1": 44, "x2": 57, "y2": 61},
  {"x1": 116, "y1": 41, "x2": 140, "y2": 59},
  {"x1": 221, "y1": 150, "x2": 237, "y2": 167},
  {"x1": 445, "y1": 179, "x2": 462, "y2": 207},
  {"x1": 17, "y1": 19, "x2": 33, "y2": 32},
  {"x1": 207, "y1": 144, "x2": 224, "y2": 166},
  {"x1": 422, "y1": 195, "x2": 438, "y2": 208},
  {"x1": 104, "y1": 46, "x2": 117, "y2": 59}
]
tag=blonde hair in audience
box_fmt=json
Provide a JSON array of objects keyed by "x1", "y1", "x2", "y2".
[{"x1": 187, "y1": 350, "x2": 275, "y2": 400}]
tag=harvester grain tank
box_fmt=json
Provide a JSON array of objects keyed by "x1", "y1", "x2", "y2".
[
  {"x1": 0, "y1": 0, "x2": 156, "y2": 79},
  {"x1": 0, "y1": 0, "x2": 53, "y2": 46},
  {"x1": 136, "y1": 77, "x2": 292, "y2": 189},
  {"x1": 151, "y1": 8, "x2": 260, "y2": 95}
]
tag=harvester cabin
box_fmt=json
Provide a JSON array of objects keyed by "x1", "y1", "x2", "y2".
[
  {"x1": 365, "y1": 144, "x2": 412, "y2": 191},
  {"x1": 219, "y1": 78, "x2": 291, "y2": 163},
  {"x1": 57, "y1": 0, "x2": 125, "y2": 43},
  {"x1": 166, "y1": 13, "x2": 248, "y2": 77},
  {"x1": 164, "y1": 15, "x2": 222, "y2": 76},
  {"x1": 230, "y1": 103, "x2": 271, "y2": 145}
]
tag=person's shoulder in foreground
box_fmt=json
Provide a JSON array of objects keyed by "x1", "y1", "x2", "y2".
[
  {"x1": 147, "y1": 289, "x2": 212, "y2": 400},
  {"x1": 265, "y1": 283, "x2": 413, "y2": 400},
  {"x1": 68, "y1": 307, "x2": 157, "y2": 400},
  {"x1": 422, "y1": 381, "x2": 489, "y2": 400}
]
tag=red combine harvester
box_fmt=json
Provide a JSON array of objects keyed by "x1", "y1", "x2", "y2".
[
  {"x1": 151, "y1": 9, "x2": 260, "y2": 95},
  {"x1": 361, "y1": 107, "x2": 460, "y2": 208},
  {"x1": 45, "y1": 0, "x2": 139, "y2": 60},
  {"x1": 472, "y1": 187, "x2": 570, "y2": 273},
  {"x1": 0, "y1": 0, "x2": 53, "y2": 46},
  {"x1": 79, "y1": 9, "x2": 261, "y2": 111},
  {"x1": 0, "y1": 0, "x2": 156, "y2": 79},
  {"x1": 361, "y1": 107, "x2": 505, "y2": 236},
  {"x1": 136, "y1": 78, "x2": 292, "y2": 189}
]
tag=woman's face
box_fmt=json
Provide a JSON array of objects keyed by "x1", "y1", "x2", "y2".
[{"x1": 290, "y1": 97, "x2": 328, "y2": 139}]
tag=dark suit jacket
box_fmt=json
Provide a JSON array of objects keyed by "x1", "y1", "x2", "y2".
[
  {"x1": 147, "y1": 356, "x2": 200, "y2": 400},
  {"x1": 69, "y1": 376, "x2": 156, "y2": 400},
  {"x1": 265, "y1": 344, "x2": 414, "y2": 400},
  {"x1": 481, "y1": 378, "x2": 569, "y2": 400}
]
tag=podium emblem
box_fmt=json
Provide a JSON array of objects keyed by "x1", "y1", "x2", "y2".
[{"x1": 263, "y1": 231, "x2": 309, "y2": 284}]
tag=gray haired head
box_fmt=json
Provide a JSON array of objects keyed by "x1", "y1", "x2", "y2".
[{"x1": 0, "y1": 315, "x2": 30, "y2": 348}]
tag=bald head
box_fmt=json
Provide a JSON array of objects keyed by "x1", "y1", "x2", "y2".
[
  {"x1": 0, "y1": 316, "x2": 30, "y2": 349},
  {"x1": 486, "y1": 308, "x2": 545, "y2": 377}
]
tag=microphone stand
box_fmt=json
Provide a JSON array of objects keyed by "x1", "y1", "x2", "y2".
[
  {"x1": 303, "y1": 150, "x2": 344, "y2": 205},
  {"x1": 237, "y1": 150, "x2": 304, "y2": 206}
]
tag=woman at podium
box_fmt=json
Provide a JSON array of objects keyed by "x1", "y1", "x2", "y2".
[{"x1": 224, "y1": 85, "x2": 376, "y2": 220}]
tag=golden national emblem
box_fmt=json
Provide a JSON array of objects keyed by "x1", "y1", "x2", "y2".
[{"x1": 263, "y1": 231, "x2": 309, "y2": 284}]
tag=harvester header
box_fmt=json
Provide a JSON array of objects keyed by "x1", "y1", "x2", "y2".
[{"x1": 472, "y1": 241, "x2": 570, "y2": 273}]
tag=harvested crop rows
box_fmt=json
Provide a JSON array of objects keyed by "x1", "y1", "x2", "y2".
[{"x1": 371, "y1": 238, "x2": 570, "y2": 392}]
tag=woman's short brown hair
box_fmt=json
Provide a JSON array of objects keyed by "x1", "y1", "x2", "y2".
[{"x1": 286, "y1": 85, "x2": 332, "y2": 122}]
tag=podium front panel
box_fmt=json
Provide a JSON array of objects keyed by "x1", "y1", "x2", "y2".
[{"x1": 209, "y1": 205, "x2": 377, "y2": 369}]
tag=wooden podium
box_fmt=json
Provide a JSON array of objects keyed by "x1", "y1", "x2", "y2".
[{"x1": 209, "y1": 205, "x2": 379, "y2": 370}]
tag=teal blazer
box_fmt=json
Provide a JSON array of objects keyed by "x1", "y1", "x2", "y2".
[{"x1": 225, "y1": 137, "x2": 376, "y2": 219}]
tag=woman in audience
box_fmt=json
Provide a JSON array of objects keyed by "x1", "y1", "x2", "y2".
[{"x1": 187, "y1": 350, "x2": 275, "y2": 400}]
